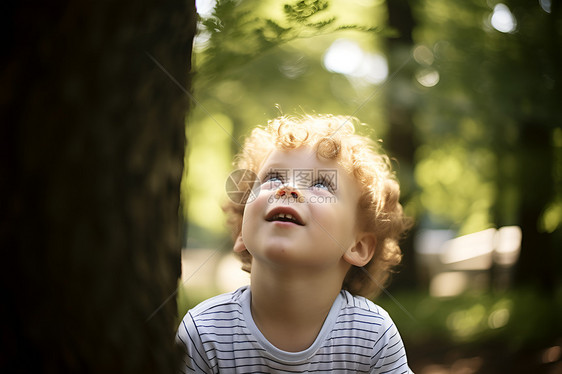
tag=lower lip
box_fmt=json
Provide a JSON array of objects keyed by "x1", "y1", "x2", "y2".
[{"x1": 268, "y1": 220, "x2": 302, "y2": 227}]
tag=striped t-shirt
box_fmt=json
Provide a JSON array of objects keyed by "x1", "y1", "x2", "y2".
[{"x1": 177, "y1": 286, "x2": 413, "y2": 373}]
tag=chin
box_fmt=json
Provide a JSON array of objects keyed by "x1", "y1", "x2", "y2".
[{"x1": 252, "y1": 242, "x2": 303, "y2": 265}]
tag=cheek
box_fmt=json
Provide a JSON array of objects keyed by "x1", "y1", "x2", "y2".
[
  {"x1": 313, "y1": 203, "x2": 356, "y2": 238},
  {"x1": 241, "y1": 193, "x2": 268, "y2": 234}
]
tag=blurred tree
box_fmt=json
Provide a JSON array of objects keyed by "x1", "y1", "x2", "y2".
[
  {"x1": 412, "y1": 0, "x2": 562, "y2": 289},
  {"x1": 0, "y1": 1, "x2": 196, "y2": 372},
  {"x1": 384, "y1": 0, "x2": 418, "y2": 290}
]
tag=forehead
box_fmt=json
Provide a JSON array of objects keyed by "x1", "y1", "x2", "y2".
[{"x1": 259, "y1": 145, "x2": 334, "y2": 171}]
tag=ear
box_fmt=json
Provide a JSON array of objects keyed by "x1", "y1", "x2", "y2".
[
  {"x1": 233, "y1": 233, "x2": 246, "y2": 253},
  {"x1": 343, "y1": 233, "x2": 376, "y2": 267}
]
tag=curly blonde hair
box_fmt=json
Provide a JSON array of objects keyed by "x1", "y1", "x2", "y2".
[{"x1": 223, "y1": 114, "x2": 410, "y2": 298}]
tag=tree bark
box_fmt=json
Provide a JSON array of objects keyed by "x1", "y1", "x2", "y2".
[{"x1": 1, "y1": 1, "x2": 196, "y2": 373}]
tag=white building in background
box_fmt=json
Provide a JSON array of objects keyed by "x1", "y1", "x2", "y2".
[{"x1": 415, "y1": 226, "x2": 522, "y2": 297}]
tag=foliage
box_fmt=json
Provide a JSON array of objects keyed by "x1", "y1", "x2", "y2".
[
  {"x1": 195, "y1": 0, "x2": 381, "y2": 82},
  {"x1": 407, "y1": 0, "x2": 562, "y2": 288},
  {"x1": 183, "y1": 0, "x2": 390, "y2": 246},
  {"x1": 377, "y1": 286, "x2": 562, "y2": 349}
]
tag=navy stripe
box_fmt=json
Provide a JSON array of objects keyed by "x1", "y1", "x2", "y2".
[
  {"x1": 198, "y1": 315, "x2": 244, "y2": 322},
  {"x1": 381, "y1": 353, "x2": 406, "y2": 367},
  {"x1": 373, "y1": 324, "x2": 393, "y2": 347},
  {"x1": 201, "y1": 339, "x2": 261, "y2": 346},
  {"x1": 338, "y1": 311, "x2": 384, "y2": 320},
  {"x1": 325, "y1": 342, "x2": 376, "y2": 351},
  {"x1": 379, "y1": 361, "x2": 408, "y2": 374},
  {"x1": 184, "y1": 318, "x2": 212, "y2": 371},
  {"x1": 327, "y1": 334, "x2": 378, "y2": 344},
  {"x1": 199, "y1": 309, "x2": 243, "y2": 317},
  {"x1": 382, "y1": 346, "x2": 403, "y2": 359},
  {"x1": 332, "y1": 325, "x2": 381, "y2": 334},
  {"x1": 314, "y1": 350, "x2": 371, "y2": 359},
  {"x1": 198, "y1": 324, "x2": 248, "y2": 330},
  {"x1": 203, "y1": 346, "x2": 267, "y2": 357},
  {"x1": 386, "y1": 339, "x2": 400, "y2": 351}
]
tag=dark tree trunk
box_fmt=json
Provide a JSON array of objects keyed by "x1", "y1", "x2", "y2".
[
  {"x1": 1, "y1": 1, "x2": 196, "y2": 373},
  {"x1": 385, "y1": 0, "x2": 418, "y2": 290},
  {"x1": 513, "y1": 122, "x2": 556, "y2": 291},
  {"x1": 507, "y1": 0, "x2": 562, "y2": 291}
]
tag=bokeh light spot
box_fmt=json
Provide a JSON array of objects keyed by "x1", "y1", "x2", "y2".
[
  {"x1": 416, "y1": 69, "x2": 440, "y2": 87},
  {"x1": 491, "y1": 4, "x2": 517, "y2": 33},
  {"x1": 323, "y1": 39, "x2": 364, "y2": 75},
  {"x1": 413, "y1": 45, "x2": 434, "y2": 66},
  {"x1": 323, "y1": 39, "x2": 388, "y2": 84},
  {"x1": 488, "y1": 308, "x2": 510, "y2": 329},
  {"x1": 196, "y1": 0, "x2": 216, "y2": 18},
  {"x1": 539, "y1": 0, "x2": 552, "y2": 14}
]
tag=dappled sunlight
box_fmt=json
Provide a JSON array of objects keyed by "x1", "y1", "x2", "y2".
[
  {"x1": 487, "y1": 307, "x2": 510, "y2": 329},
  {"x1": 415, "y1": 69, "x2": 439, "y2": 87},
  {"x1": 490, "y1": 4, "x2": 517, "y2": 34},
  {"x1": 446, "y1": 304, "x2": 487, "y2": 339},
  {"x1": 414, "y1": 142, "x2": 497, "y2": 234},
  {"x1": 429, "y1": 272, "x2": 469, "y2": 298},
  {"x1": 413, "y1": 45, "x2": 439, "y2": 88},
  {"x1": 323, "y1": 39, "x2": 363, "y2": 75},
  {"x1": 322, "y1": 38, "x2": 388, "y2": 84},
  {"x1": 445, "y1": 297, "x2": 513, "y2": 339},
  {"x1": 195, "y1": 0, "x2": 216, "y2": 18},
  {"x1": 413, "y1": 45, "x2": 434, "y2": 66},
  {"x1": 183, "y1": 114, "x2": 233, "y2": 237}
]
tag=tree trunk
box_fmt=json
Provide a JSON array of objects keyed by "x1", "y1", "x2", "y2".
[
  {"x1": 385, "y1": 0, "x2": 418, "y2": 290},
  {"x1": 513, "y1": 122, "x2": 556, "y2": 291},
  {"x1": 1, "y1": 1, "x2": 196, "y2": 373}
]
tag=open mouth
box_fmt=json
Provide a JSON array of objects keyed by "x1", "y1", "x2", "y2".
[{"x1": 265, "y1": 208, "x2": 304, "y2": 226}]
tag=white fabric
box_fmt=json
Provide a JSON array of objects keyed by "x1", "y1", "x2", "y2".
[{"x1": 177, "y1": 286, "x2": 413, "y2": 373}]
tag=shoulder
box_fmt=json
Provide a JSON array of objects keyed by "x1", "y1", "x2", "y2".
[
  {"x1": 338, "y1": 291, "x2": 412, "y2": 373},
  {"x1": 338, "y1": 291, "x2": 412, "y2": 369},
  {"x1": 178, "y1": 286, "x2": 248, "y2": 338},
  {"x1": 333, "y1": 290, "x2": 398, "y2": 346},
  {"x1": 188, "y1": 286, "x2": 247, "y2": 318},
  {"x1": 338, "y1": 290, "x2": 393, "y2": 326}
]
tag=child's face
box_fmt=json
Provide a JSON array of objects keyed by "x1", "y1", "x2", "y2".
[{"x1": 240, "y1": 145, "x2": 363, "y2": 272}]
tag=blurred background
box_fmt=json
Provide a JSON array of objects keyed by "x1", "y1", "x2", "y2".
[{"x1": 178, "y1": 0, "x2": 562, "y2": 373}]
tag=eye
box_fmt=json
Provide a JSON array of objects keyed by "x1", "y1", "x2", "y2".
[
  {"x1": 312, "y1": 181, "x2": 328, "y2": 189},
  {"x1": 262, "y1": 172, "x2": 284, "y2": 189},
  {"x1": 311, "y1": 177, "x2": 335, "y2": 193}
]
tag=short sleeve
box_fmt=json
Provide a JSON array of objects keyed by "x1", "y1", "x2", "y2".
[
  {"x1": 370, "y1": 312, "x2": 413, "y2": 374},
  {"x1": 176, "y1": 312, "x2": 213, "y2": 374}
]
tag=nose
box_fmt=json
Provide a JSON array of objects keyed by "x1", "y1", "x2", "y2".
[{"x1": 275, "y1": 183, "x2": 303, "y2": 201}]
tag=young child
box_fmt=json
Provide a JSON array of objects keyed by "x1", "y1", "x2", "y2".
[{"x1": 177, "y1": 114, "x2": 413, "y2": 373}]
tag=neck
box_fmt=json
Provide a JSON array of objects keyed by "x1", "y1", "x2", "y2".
[{"x1": 249, "y1": 261, "x2": 348, "y2": 352}]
